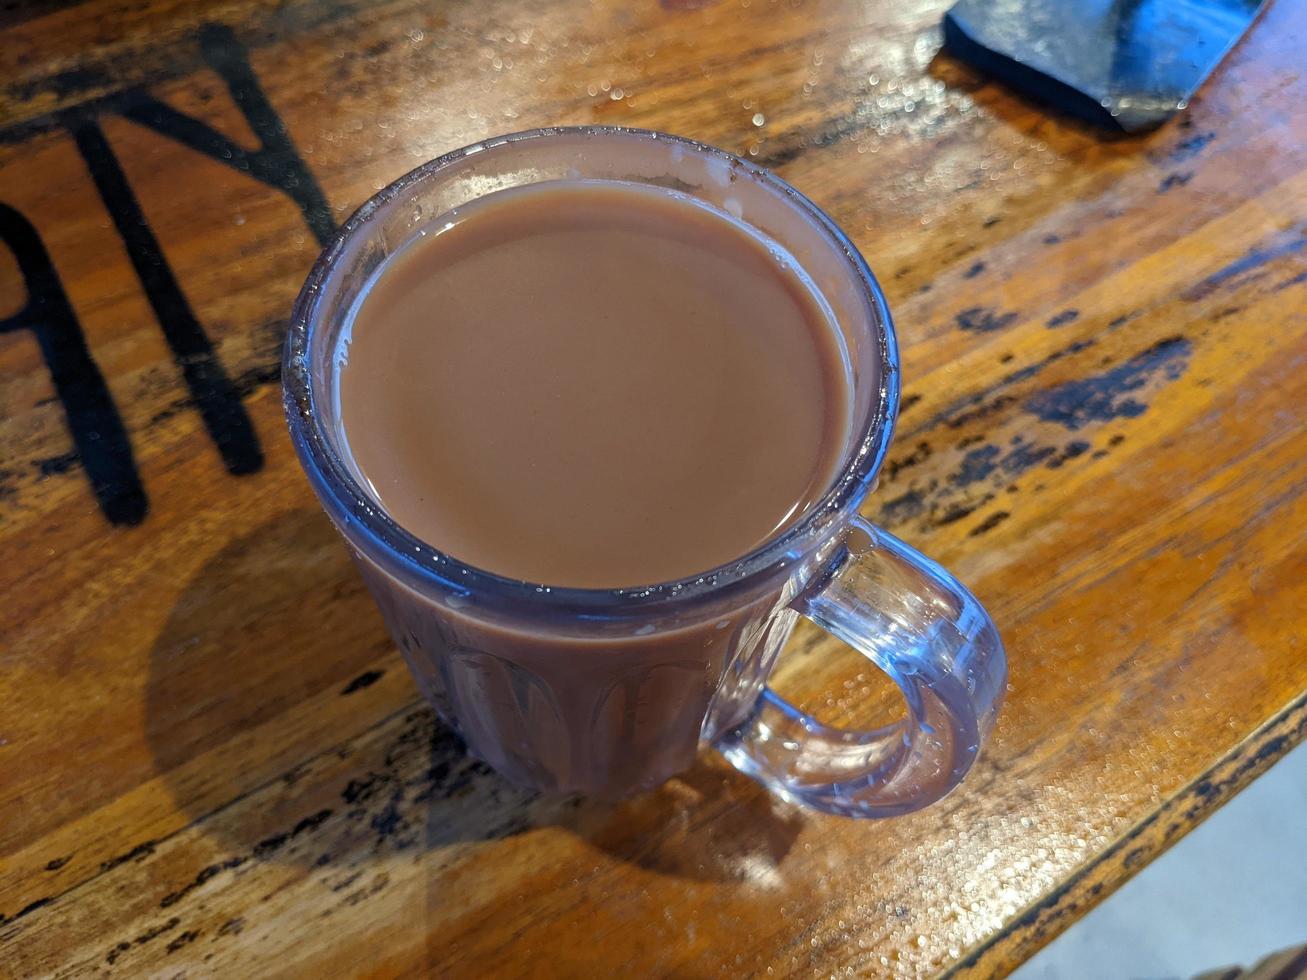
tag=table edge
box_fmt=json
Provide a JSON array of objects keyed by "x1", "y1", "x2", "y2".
[{"x1": 945, "y1": 687, "x2": 1307, "y2": 979}]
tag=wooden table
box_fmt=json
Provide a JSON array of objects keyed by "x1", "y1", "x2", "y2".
[{"x1": 2, "y1": 0, "x2": 1303, "y2": 976}]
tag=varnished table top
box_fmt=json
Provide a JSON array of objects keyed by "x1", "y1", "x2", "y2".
[{"x1": 2, "y1": 0, "x2": 1304, "y2": 976}]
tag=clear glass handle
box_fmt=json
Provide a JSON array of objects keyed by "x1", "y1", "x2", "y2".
[{"x1": 717, "y1": 516, "x2": 1007, "y2": 818}]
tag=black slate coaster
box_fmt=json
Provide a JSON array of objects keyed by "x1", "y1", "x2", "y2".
[{"x1": 943, "y1": 0, "x2": 1268, "y2": 133}]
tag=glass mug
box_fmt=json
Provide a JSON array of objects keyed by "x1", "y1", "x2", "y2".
[{"x1": 284, "y1": 127, "x2": 1006, "y2": 818}]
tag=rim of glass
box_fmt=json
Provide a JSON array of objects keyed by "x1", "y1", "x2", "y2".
[{"x1": 284, "y1": 125, "x2": 900, "y2": 616}]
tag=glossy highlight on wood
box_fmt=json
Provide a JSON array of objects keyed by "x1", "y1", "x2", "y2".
[{"x1": 1, "y1": 0, "x2": 1304, "y2": 976}]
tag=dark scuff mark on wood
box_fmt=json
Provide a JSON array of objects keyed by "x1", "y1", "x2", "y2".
[
  {"x1": 970, "y1": 511, "x2": 1010, "y2": 536},
  {"x1": 936, "y1": 496, "x2": 994, "y2": 525},
  {"x1": 165, "y1": 929, "x2": 201, "y2": 954},
  {"x1": 910, "y1": 338, "x2": 1096, "y2": 438},
  {"x1": 999, "y1": 339, "x2": 1095, "y2": 389},
  {"x1": 330, "y1": 871, "x2": 364, "y2": 893},
  {"x1": 341, "y1": 670, "x2": 385, "y2": 695},
  {"x1": 36, "y1": 451, "x2": 79, "y2": 477},
  {"x1": 951, "y1": 445, "x2": 1001, "y2": 487},
  {"x1": 879, "y1": 486, "x2": 929, "y2": 526},
  {"x1": 341, "y1": 872, "x2": 390, "y2": 907},
  {"x1": 946, "y1": 395, "x2": 1015, "y2": 430},
  {"x1": 342, "y1": 773, "x2": 384, "y2": 806},
  {"x1": 1165, "y1": 131, "x2": 1215, "y2": 162},
  {"x1": 1044, "y1": 441, "x2": 1091, "y2": 469},
  {"x1": 252, "y1": 808, "x2": 333, "y2": 858},
  {"x1": 99, "y1": 840, "x2": 157, "y2": 874},
  {"x1": 956, "y1": 307, "x2": 1019, "y2": 333},
  {"x1": 883, "y1": 441, "x2": 932, "y2": 482},
  {"x1": 1183, "y1": 224, "x2": 1307, "y2": 301},
  {"x1": 135, "y1": 916, "x2": 182, "y2": 945},
  {"x1": 371, "y1": 793, "x2": 406, "y2": 841},
  {"x1": 160, "y1": 856, "x2": 246, "y2": 908},
  {"x1": 0, "y1": 896, "x2": 53, "y2": 927},
  {"x1": 1002, "y1": 443, "x2": 1057, "y2": 473},
  {"x1": 876, "y1": 430, "x2": 1101, "y2": 535},
  {"x1": 1026, "y1": 337, "x2": 1191, "y2": 431},
  {"x1": 1273, "y1": 268, "x2": 1307, "y2": 292}
]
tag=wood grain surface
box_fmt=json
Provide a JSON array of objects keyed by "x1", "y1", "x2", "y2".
[{"x1": 1, "y1": 0, "x2": 1304, "y2": 976}]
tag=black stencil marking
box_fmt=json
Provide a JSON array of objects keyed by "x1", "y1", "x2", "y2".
[
  {"x1": 115, "y1": 24, "x2": 335, "y2": 248},
  {"x1": 68, "y1": 114, "x2": 264, "y2": 476},
  {"x1": 0, "y1": 203, "x2": 147, "y2": 525},
  {"x1": 3, "y1": 22, "x2": 336, "y2": 522}
]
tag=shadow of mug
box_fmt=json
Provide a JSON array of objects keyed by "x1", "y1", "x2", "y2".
[
  {"x1": 145, "y1": 509, "x2": 804, "y2": 885},
  {"x1": 144, "y1": 508, "x2": 400, "y2": 867}
]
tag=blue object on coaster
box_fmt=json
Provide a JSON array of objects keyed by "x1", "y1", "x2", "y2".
[{"x1": 943, "y1": 0, "x2": 1268, "y2": 132}]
